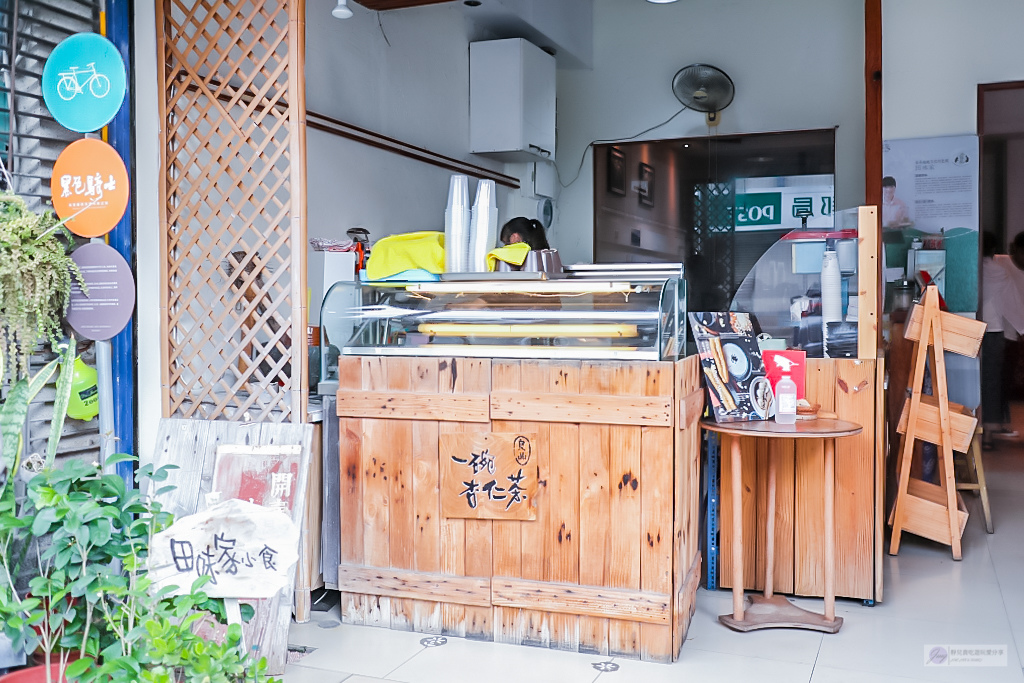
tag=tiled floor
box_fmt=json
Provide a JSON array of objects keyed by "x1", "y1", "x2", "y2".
[{"x1": 286, "y1": 403, "x2": 1024, "y2": 682}]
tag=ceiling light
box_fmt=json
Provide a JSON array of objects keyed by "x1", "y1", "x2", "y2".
[
  {"x1": 647, "y1": 0, "x2": 680, "y2": 3},
  {"x1": 332, "y1": 0, "x2": 353, "y2": 19}
]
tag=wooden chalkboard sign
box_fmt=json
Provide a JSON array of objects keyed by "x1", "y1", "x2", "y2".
[
  {"x1": 149, "y1": 419, "x2": 313, "y2": 676},
  {"x1": 440, "y1": 432, "x2": 538, "y2": 521}
]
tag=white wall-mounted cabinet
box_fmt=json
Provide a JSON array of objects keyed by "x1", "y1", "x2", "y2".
[{"x1": 470, "y1": 38, "x2": 556, "y2": 163}]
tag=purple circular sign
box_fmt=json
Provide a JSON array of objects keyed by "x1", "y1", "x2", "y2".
[{"x1": 67, "y1": 242, "x2": 135, "y2": 340}]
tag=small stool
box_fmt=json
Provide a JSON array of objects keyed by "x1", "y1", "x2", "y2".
[{"x1": 955, "y1": 426, "x2": 993, "y2": 534}]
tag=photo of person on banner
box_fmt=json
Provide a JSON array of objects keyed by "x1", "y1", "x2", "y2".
[{"x1": 882, "y1": 175, "x2": 912, "y2": 229}]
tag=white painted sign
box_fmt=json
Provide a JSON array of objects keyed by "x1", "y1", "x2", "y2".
[
  {"x1": 148, "y1": 499, "x2": 299, "y2": 599},
  {"x1": 734, "y1": 174, "x2": 835, "y2": 232}
]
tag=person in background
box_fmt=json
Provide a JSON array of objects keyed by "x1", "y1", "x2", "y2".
[
  {"x1": 981, "y1": 231, "x2": 1024, "y2": 448},
  {"x1": 1012, "y1": 230, "x2": 1024, "y2": 271},
  {"x1": 881, "y1": 176, "x2": 912, "y2": 229},
  {"x1": 500, "y1": 217, "x2": 550, "y2": 250}
]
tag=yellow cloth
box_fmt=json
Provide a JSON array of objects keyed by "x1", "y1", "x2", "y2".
[
  {"x1": 365, "y1": 231, "x2": 445, "y2": 280},
  {"x1": 486, "y1": 242, "x2": 532, "y2": 271}
]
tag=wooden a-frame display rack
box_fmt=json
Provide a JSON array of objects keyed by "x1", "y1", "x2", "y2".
[{"x1": 889, "y1": 285, "x2": 987, "y2": 560}]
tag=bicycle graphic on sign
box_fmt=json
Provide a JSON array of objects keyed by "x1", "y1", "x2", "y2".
[{"x1": 56, "y1": 63, "x2": 111, "y2": 101}]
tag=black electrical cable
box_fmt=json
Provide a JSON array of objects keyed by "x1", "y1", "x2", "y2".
[{"x1": 556, "y1": 106, "x2": 689, "y2": 189}]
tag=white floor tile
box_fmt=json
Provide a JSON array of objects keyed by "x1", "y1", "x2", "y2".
[
  {"x1": 288, "y1": 621, "x2": 428, "y2": 678},
  {"x1": 815, "y1": 611, "x2": 1023, "y2": 682},
  {"x1": 609, "y1": 648, "x2": 813, "y2": 683},
  {"x1": 283, "y1": 663, "x2": 352, "y2": 682},
  {"x1": 385, "y1": 636, "x2": 600, "y2": 683},
  {"x1": 683, "y1": 588, "x2": 824, "y2": 664},
  {"x1": 810, "y1": 665, "x2": 933, "y2": 683}
]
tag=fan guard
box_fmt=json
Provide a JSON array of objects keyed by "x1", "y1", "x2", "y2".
[{"x1": 672, "y1": 63, "x2": 735, "y2": 114}]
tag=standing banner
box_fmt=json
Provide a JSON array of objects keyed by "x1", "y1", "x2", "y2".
[{"x1": 882, "y1": 135, "x2": 979, "y2": 312}]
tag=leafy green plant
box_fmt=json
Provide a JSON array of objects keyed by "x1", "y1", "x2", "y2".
[
  {"x1": 0, "y1": 337, "x2": 76, "y2": 503},
  {"x1": 0, "y1": 192, "x2": 84, "y2": 381},
  {"x1": 0, "y1": 455, "x2": 279, "y2": 683}
]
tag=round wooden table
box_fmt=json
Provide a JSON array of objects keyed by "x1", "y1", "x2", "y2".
[{"x1": 701, "y1": 417, "x2": 863, "y2": 634}]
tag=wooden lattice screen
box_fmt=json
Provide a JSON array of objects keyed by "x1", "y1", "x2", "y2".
[{"x1": 156, "y1": 0, "x2": 307, "y2": 422}]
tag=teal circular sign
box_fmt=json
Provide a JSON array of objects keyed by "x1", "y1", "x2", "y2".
[{"x1": 42, "y1": 33, "x2": 127, "y2": 133}]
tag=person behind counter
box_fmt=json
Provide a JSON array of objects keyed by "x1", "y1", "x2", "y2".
[{"x1": 500, "y1": 217, "x2": 550, "y2": 250}]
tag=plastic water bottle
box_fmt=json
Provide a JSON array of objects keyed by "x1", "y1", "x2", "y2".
[{"x1": 775, "y1": 374, "x2": 797, "y2": 424}]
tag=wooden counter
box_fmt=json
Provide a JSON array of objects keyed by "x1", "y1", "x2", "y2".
[{"x1": 334, "y1": 355, "x2": 705, "y2": 662}]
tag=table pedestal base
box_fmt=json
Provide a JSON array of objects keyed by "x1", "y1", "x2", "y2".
[{"x1": 719, "y1": 595, "x2": 843, "y2": 634}]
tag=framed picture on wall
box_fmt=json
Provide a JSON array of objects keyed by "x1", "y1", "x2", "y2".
[
  {"x1": 639, "y1": 162, "x2": 654, "y2": 207},
  {"x1": 608, "y1": 146, "x2": 626, "y2": 195}
]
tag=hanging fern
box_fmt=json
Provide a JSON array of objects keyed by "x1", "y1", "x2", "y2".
[{"x1": 0, "y1": 192, "x2": 83, "y2": 380}]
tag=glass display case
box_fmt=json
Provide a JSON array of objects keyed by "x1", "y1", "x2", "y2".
[
  {"x1": 730, "y1": 207, "x2": 866, "y2": 358},
  {"x1": 319, "y1": 269, "x2": 685, "y2": 380}
]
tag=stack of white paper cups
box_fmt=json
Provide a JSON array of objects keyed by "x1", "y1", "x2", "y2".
[
  {"x1": 468, "y1": 179, "x2": 498, "y2": 272},
  {"x1": 444, "y1": 174, "x2": 471, "y2": 272},
  {"x1": 821, "y1": 249, "x2": 843, "y2": 324}
]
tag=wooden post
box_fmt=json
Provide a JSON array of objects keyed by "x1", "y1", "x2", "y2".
[
  {"x1": 730, "y1": 436, "x2": 744, "y2": 622},
  {"x1": 824, "y1": 438, "x2": 836, "y2": 622},
  {"x1": 764, "y1": 445, "x2": 777, "y2": 600}
]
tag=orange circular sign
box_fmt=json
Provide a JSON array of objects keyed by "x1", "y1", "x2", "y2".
[{"x1": 51, "y1": 138, "x2": 129, "y2": 237}]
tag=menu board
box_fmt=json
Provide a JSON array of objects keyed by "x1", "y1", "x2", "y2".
[
  {"x1": 689, "y1": 312, "x2": 772, "y2": 423},
  {"x1": 66, "y1": 242, "x2": 135, "y2": 341}
]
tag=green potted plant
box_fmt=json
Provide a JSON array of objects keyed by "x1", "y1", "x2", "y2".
[
  {"x1": 0, "y1": 454, "x2": 280, "y2": 683},
  {"x1": 0, "y1": 192, "x2": 83, "y2": 384}
]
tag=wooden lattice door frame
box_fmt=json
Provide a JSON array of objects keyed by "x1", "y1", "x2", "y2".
[{"x1": 156, "y1": 0, "x2": 307, "y2": 423}]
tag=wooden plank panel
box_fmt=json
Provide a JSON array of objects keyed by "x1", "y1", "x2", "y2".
[
  {"x1": 875, "y1": 353, "x2": 886, "y2": 603},
  {"x1": 337, "y1": 565, "x2": 491, "y2": 607},
  {"x1": 672, "y1": 356, "x2": 702, "y2": 657},
  {"x1": 362, "y1": 357, "x2": 391, "y2": 626},
  {"x1": 772, "y1": 439, "x2": 795, "y2": 595},
  {"x1": 904, "y1": 304, "x2": 986, "y2": 358},
  {"x1": 337, "y1": 392, "x2": 490, "y2": 422},
  {"x1": 640, "y1": 362, "x2": 674, "y2": 662},
  {"x1": 578, "y1": 362, "x2": 615, "y2": 655},
  {"x1": 677, "y1": 388, "x2": 705, "y2": 427},
  {"x1": 607, "y1": 364, "x2": 643, "y2": 658},
  {"x1": 490, "y1": 360, "x2": 524, "y2": 645},
  {"x1": 384, "y1": 359, "x2": 416, "y2": 630},
  {"x1": 410, "y1": 358, "x2": 442, "y2": 633},
  {"x1": 337, "y1": 358, "x2": 366, "y2": 624},
  {"x1": 719, "y1": 435, "x2": 757, "y2": 590},
  {"x1": 438, "y1": 358, "x2": 467, "y2": 637},
  {"x1": 518, "y1": 360, "x2": 552, "y2": 647},
  {"x1": 794, "y1": 359, "x2": 836, "y2": 596},
  {"x1": 833, "y1": 360, "x2": 876, "y2": 600},
  {"x1": 295, "y1": 420, "x2": 324, "y2": 623},
  {"x1": 460, "y1": 359, "x2": 494, "y2": 640},
  {"x1": 857, "y1": 206, "x2": 880, "y2": 361},
  {"x1": 901, "y1": 479, "x2": 969, "y2": 542},
  {"x1": 491, "y1": 579, "x2": 670, "y2": 625},
  {"x1": 754, "y1": 438, "x2": 770, "y2": 593},
  {"x1": 490, "y1": 391, "x2": 673, "y2": 427},
  {"x1": 546, "y1": 362, "x2": 581, "y2": 651},
  {"x1": 896, "y1": 395, "x2": 977, "y2": 454}
]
